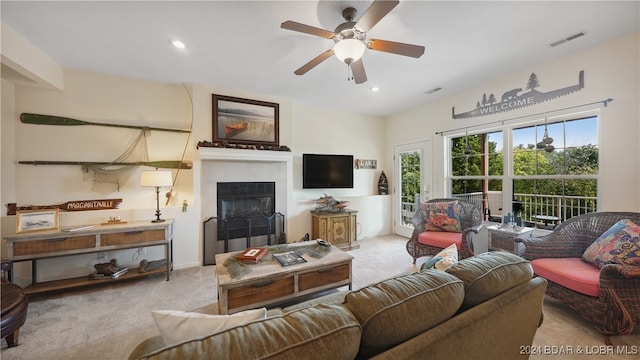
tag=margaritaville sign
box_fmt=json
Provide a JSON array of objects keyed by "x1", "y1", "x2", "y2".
[
  {"x1": 6, "y1": 198, "x2": 123, "y2": 215},
  {"x1": 452, "y1": 71, "x2": 584, "y2": 119}
]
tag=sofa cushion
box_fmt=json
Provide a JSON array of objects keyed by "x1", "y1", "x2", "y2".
[
  {"x1": 531, "y1": 257, "x2": 600, "y2": 297},
  {"x1": 423, "y1": 200, "x2": 462, "y2": 232},
  {"x1": 418, "y1": 231, "x2": 462, "y2": 250},
  {"x1": 582, "y1": 219, "x2": 640, "y2": 268},
  {"x1": 343, "y1": 270, "x2": 464, "y2": 359},
  {"x1": 446, "y1": 251, "x2": 533, "y2": 310},
  {"x1": 138, "y1": 304, "x2": 361, "y2": 360},
  {"x1": 150, "y1": 308, "x2": 266, "y2": 345}
]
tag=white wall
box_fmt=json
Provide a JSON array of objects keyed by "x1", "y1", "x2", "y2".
[
  {"x1": 2, "y1": 70, "x2": 202, "y2": 284},
  {"x1": 385, "y1": 32, "x2": 640, "y2": 212},
  {"x1": 289, "y1": 102, "x2": 390, "y2": 239},
  {"x1": 1, "y1": 69, "x2": 388, "y2": 285}
]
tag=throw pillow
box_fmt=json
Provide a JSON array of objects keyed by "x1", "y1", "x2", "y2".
[
  {"x1": 433, "y1": 243, "x2": 459, "y2": 270},
  {"x1": 420, "y1": 256, "x2": 443, "y2": 270},
  {"x1": 151, "y1": 308, "x2": 267, "y2": 345},
  {"x1": 582, "y1": 219, "x2": 640, "y2": 268},
  {"x1": 423, "y1": 201, "x2": 462, "y2": 232}
]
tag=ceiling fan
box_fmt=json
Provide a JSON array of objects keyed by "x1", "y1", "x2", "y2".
[{"x1": 280, "y1": 0, "x2": 425, "y2": 84}]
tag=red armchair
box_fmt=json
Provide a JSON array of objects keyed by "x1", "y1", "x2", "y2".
[
  {"x1": 406, "y1": 198, "x2": 483, "y2": 264},
  {"x1": 517, "y1": 212, "x2": 640, "y2": 344}
]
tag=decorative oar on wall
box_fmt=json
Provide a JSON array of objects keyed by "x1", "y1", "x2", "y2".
[
  {"x1": 18, "y1": 160, "x2": 192, "y2": 169},
  {"x1": 20, "y1": 113, "x2": 191, "y2": 133},
  {"x1": 19, "y1": 112, "x2": 193, "y2": 191}
]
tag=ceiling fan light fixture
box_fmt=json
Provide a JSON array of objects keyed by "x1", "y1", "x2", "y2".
[
  {"x1": 334, "y1": 38, "x2": 366, "y2": 64},
  {"x1": 171, "y1": 40, "x2": 186, "y2": 49}
]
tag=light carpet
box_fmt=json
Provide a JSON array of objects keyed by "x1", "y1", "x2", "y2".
[{"x1": 1, "y1": 235, "x2": 638, "y2": 360}]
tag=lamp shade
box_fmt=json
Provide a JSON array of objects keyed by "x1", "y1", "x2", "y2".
[
  {"x1": 334, "y1": 38, "x2": 366, "y2": 63},
  {"x1": 140, "y1": 170, "x2": 173, "y2": 187}
]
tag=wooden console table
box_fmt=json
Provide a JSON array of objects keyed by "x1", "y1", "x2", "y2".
[
  {"x1": 311, "y1": 210, "x2": 359, "y2": 250},
  {"x1": 3, "y1": 220, "x2": 173, "y2": 295}
]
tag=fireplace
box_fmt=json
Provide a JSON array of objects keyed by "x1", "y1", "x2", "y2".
[
  {"x1": 217, "y1": 182, "x2": 275, "y2": 239},
  {"x1": 199, "y1": 147, "x2": 293, "y2": 265}
]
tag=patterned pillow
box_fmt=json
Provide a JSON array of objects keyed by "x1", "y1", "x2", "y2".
[
  {"x1": 423, "y1": 200, "x2": 462, "y2": 232},
  {"x1": 582, "y1": 219, "x2": 640, "y2": 268}
]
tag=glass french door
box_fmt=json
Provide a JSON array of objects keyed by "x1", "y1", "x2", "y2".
[{"x1": 393, "y1": 141, "x2": 430, "y2": 238}]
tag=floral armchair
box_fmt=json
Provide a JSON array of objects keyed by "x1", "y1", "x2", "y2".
[
  {"x1": 516, "y1": 212, "x2": 640, "y2": 344},
  {"x1": 406, "y1": 198, "x2": 483, "y2": 264}
]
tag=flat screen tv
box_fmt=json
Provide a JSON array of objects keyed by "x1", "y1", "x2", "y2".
[{"x1": 302, "y1": 154, "x2": 354, "y2": 189}]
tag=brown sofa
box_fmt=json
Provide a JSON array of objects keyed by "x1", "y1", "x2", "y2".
[{"x1": 129, "y1": 252, "x2": 547, "y2": 360}]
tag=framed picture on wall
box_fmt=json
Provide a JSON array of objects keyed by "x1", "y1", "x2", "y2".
[
  {"x1": 16, "y1": 209, "x2": 60, "y2": 233},
  {"x1": 212, "y1": 94, "x2": 279, "y2": 146}
]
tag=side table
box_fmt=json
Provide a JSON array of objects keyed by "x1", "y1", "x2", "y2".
[
  {"x1": 487, "y1": 225, "x2": 534, "y2": 256},
  {"x1": 310, "y1": 210, "x2": 359, "y2": 250}
]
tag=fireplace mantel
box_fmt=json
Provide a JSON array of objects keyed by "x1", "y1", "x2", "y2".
[
  {"x1": 198, "y1": 146, "x2": 294, "y2": 250},
  {"x1": 199, "y1": 148, "x2": 292, "y2": 163}
]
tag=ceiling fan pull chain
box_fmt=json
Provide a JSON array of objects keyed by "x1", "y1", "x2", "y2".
[{"x1": 347, "y1": 63, "x2": 353, "y2": 82}]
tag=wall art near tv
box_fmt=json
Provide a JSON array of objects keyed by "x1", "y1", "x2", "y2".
[{"x1": 212, "y1": 94, "x2": 279, "y2": 146}]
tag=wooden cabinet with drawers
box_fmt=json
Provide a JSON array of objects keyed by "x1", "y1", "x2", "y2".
[
  {"x1": 3, "y1": 220, "x2": 173, "y2": 295},
  {"x1": 311, "y1": 210, "x2": 359, "y2": 250},
  {"x1": 215, "y1": 243, "x2": 353, "y2": 314}
]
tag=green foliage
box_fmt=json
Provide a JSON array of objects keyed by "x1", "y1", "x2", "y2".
[
  {"x1": 401, "y1": 153, "x2": 420, "y2": 203},
  {"x1": 451, "y1": 134, "x2": 598, "y2": 200},
  {"x1": 512, "y1": 145, "x2": 598, "y2": 197}
]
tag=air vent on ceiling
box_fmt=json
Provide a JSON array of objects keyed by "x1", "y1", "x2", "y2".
[
  {"x1": 549, "y1": 32, "x2": 586, "y2": 47},
  {"x1": 425, "y1": 87, "x2": 442, "y2": 95}
]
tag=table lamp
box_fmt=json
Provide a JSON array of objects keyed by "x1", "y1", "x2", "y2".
[{"x1": 140, "y1": 169, "x2": 173, "y2": 222}]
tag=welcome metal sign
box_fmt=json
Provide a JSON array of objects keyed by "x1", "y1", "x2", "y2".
[{"x1": 452, "y1": 71, "x2": 584, "y2": 119}]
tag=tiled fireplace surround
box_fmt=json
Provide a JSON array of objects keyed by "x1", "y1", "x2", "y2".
[{"x1": 199, "y1": 147, "x2": 293, "y2": 251}]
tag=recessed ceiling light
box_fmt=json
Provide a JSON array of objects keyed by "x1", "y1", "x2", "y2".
[
  {"x1": 171, "y1": 40, "x2": 186, "y2": 49},
  {"x1": 369, "y1": 86, "x2": 380, "y2": 92}
]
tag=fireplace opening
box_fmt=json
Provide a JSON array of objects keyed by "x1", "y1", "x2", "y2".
[{"x1": 217, "y1": 182, "x2": 275, "y2": 239}]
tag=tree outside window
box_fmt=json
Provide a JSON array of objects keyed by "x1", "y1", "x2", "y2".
[{"x1": 450, "y1": 116, "x2": 598, "y2": 225}]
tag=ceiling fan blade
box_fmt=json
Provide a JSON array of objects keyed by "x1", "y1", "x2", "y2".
[
  {"x1": 368, "y1": 39, "x2": 425, "y2": 58},
  {"x1": 355, "y1": 0, "x2": 399, "y2": 32},
  {"x1": 294, "y1": 49, "x2": 335, "y2": 75},
  {"x1": 280, "y1": 20, "x2": 335, "y2": 39},
  {"x1": 351, "y1": 59, "x2": 368, "y2": 84}
]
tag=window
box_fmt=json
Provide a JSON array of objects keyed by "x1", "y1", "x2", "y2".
[{"x1": 449, "y1": 115, "x2": 598, "y2": 226}]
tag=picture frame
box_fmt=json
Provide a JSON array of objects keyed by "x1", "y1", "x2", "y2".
[
  {"x1": 16, "y1": 209, "x2": 60, "y2": 233},
  {"x1": 355, "y1": 159, "x2": 378, "y2": 169},
  {"x1": 212, "y1": 94, "x2": 279, "y2": 146}
]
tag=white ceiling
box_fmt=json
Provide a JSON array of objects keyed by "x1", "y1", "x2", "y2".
[{"x1": 2, "y1": 1, "x2": 639, "y2": 117}]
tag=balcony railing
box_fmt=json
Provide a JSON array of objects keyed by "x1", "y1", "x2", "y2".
[
  {"x1": 455, "y1": 191, "x2": 597, "y2": 226},
  {"x1": 401, "y1": 192, "x2": 597, "y2": 229}
]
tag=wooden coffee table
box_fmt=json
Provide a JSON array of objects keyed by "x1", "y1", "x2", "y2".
[{"x1": 215, "y1": 243, "x2": 353, "y2": 314}]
